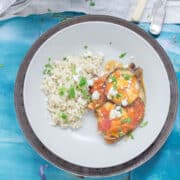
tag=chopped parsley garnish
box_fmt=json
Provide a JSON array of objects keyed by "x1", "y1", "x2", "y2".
[
  {"x1": 119, "y1": 52, "x2": 127, "y2": 59},
  {"x1": 71, "y1": 64, "x2": 77, "y2": 75},
  {"x1": 58, "y1": 112, "x2": 68, "y2": 120},
  {"x1": 109, "y1": 76, "x2": 117, "y2": 89},
  {"x1": 75, "y1": 116, "x2": 80, "y2": 120},
  {"x1": 79, "y1": 77, "x2": 87, "y2": 87},
  {"x1": 123, "y1": 74, "x2": 132, "y2": 80},
  {"x1": 76, "y1": 85, "x2": 81, "y2": 91},
  {"x1": 68, "y1": 86, "x2": 75, "y2": 99},
  {"x1": 58, "y1": 112, "x2": 69, "y2": 123},
  {"x1": 110, "y1": 76, "x2": 117, "y2": 83},
  {"x1": 122, "y1": 117, "x2": 131, "y2": 123},
  {"x1": 84, "y1": 45, "x2": 88, "y2": 49},
  {"x1": 140, "y1": 120, "x2": 148, "y2": 128},
  {"x1": 127, "y1": 132, "x2": 134, "y2": 139},
  {"x1": 58, "y1": 87, "x2": 66, "y2": 96},
  {"x1": 63, "y1": 57, "x2": 67, "y2": 61},
  {"x1": 81, "y1": 89, "x2": 91, "y2": 100},
  {"x1": 66, "y1": 77, "x2": 70, "y2": 81},
  {"x1": 89, "y1": 0, "x2": 95, "y2": 6},
  {"x1": 116, "y1": 93, "x2": 122, "y2": 99},
  {"x1": 61, "y1": 113, "x2": 68, "y2": 120},
  {"x1": 113, "y1": 84, "x2": 117, "y2": 89},
  {"x1": 43, "y1": 58, "x2": 53, "y2": 75},
  {"x1": 119, "y1": 131, "x2": 125, "y2": 137}
]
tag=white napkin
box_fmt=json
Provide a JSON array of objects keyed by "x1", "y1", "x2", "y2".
[{"x1": 1, "y1": 0, "x2": 180, "y2": 23}]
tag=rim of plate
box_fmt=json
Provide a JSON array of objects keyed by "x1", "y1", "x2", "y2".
[{"x1": 14, "y1": 15, "x2": 178, "y2": 177}]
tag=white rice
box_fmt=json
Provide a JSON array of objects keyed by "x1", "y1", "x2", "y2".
[{"x1": 41, "y1": 52, "x2": 104, "y2": 128}]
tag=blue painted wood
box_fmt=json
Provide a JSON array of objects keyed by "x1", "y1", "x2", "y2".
[
  {"x1": 131, "y1": 24, "x2": 180, "y2": 180},
  {"x1": 0, "y1": 13, "x2": 179, "y2": 179},
  {"x1": 0, "y1": 13, "x2": 129, "y2": 180}
]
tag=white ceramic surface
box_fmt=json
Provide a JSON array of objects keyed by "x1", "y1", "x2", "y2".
[{"x1": 23, "y1": 21, "x2": 170, "y2": 168}]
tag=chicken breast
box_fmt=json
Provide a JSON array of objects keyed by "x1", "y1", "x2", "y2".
[{"x1": 96, "y1": 98, "x2": 145, "y2": 143}]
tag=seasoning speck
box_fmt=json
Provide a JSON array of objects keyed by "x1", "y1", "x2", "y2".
[
  {"x1": 119, "y1": 52, "x2": 127, "y2": 59},
  {"x1": 140, "y1": 120, "x2": 148, "y2": 128},
  {"x1": 84, "y1": 45, "x2": 88, "y2": 49}
]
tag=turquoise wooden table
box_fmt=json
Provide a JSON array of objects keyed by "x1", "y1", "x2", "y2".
[{"x1": 0, "y1": 12, "x2": 179, "y2": 180}]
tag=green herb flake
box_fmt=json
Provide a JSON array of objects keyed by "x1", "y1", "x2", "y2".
[
  {"x1": 123, "y1": 74, "x2": 132, "y2": 80},
  {"x1": 66, "y1": 77, "x2": 70, "y2": 81},
  {"x1": 127, "y1": 132, "x2": 134, "y2": 139},
  {"x1": 89, "y1": 0, "x2": 95, "y2": 6},
  {"x1": 79, "y1": 77, "x2": 87, "y2": 87},
  {"x1": 119, "y1": 52, "x2": 127, "y2": 59},
  {"x1": 71, "y1": 64, "x2": 76, "y2": 75},
  {"x1": 76, "y1": 85, "x2": 81, "y2": 91},
  {"x1": 61, "y1": 113, "x2": 68, "y2": 120},
  {"x1": 113, "y1": 84, "x2": 117, "y2": 90},
  {"x1": 81, "y1": 89, "x2": 91, "y2": 100},
  {"x1": 140, "y1": 120, "x2": 148, "y2": 128},
  {"x1": 58, "y1": 112, "x2": 69, "y2": 123},
  {"x1": 119, "y1": 131, "x2": 125, "y2": 137},
  {"x1": 116, "y1": 93, "x2": 122, "y2": 99},
  {"x1": 84, "y1": 45, "x2": 88, "y2": 49},
  {"x1": 122, "y1": 118, "x2": 131, "y2": 123},
  {"x1": 43, "y1": 58, "x2": 53, "y2": 75},
  {"x1": 75, "y1": 116, "x2": 80, "y2": 120},
  {"x1": 111, "y1": 76, "x2": 117, "y2": 83},
  {"x1": 0, "y1": 64, "x2": 4, "y2": 68},
  {"x1": 118, "y1": 108, "x2": 122, "y2": 113},
  {"x1": 63, "y1": 57, "x2": 67, "y2": 61},
  {"x1": 58, "y1": 87, "x2": 66, "y2": 96},
  {"x1": 68, "y1": 86, "x2": 75, "y2": 99},
  {"x1": 109, "y1": 76, "x2": 117, "y2": 89}
]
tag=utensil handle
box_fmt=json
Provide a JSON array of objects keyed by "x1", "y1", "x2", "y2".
[
  {"x1": 131, "y1": 0, "x2": 148, "y2": 22},
  {"x1": 149, "y1": 0, "x2": 167, "y2": 35}
]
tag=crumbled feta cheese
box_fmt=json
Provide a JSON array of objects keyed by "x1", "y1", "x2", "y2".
[
  {"x1": 98, "y1": 51, "x2": 104, "y2": 57},
  {"x1": 88, "y1": 79, "x2": 94, "y2": 86},
  {"x1": 76, "y1": 67, "x2": 81, "y2": 74},
  {"x1": 108, "y1": 78, "x2": 113, "y2": 83},
  {"x1": 115, "y1": 106, "x2": 121, "y2": 110},
  {"x1": 110, "y1": 109, "x2": 122, "y2": 119},
  {"x1": 128, "y1": 80, "x2": 132, "y2": 84},
  {"x1": 122, "y1": 99, "x2": 128, "y2": 106},
  {"x1": 135, "y1": 83, "x2": 139, "y2": 90},
  {"x1": 92, "y1": 91, "x2": 100, "y2": 100},
  {"x1": 73, "y1": 75, "x2": 79, "y2": 82},
  {"x1": 107, "y1": 87, "x2": 118, "y2": 99},
  {"x1": 123, "y1": 64, "x2": 129, "y2": 68},
  {"x1": 129, "y1": 56, "x2": 135, "y2": 60},
  {"x1": 98, "y1": 70, "x2": 105, "y2": 76},
  {"x1": 108, "y1": 87, "x2": 118, "y2": 99}
]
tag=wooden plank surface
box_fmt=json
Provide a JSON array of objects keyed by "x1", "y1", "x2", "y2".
[{"x1": 0, "y1": 13, "x2": 179, "y2": 179}]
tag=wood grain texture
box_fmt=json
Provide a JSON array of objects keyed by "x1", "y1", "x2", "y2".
[{"x1": 0, "y1": 12, "x2": 179, "y2": 180}]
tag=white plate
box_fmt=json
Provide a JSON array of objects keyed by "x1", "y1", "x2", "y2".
[{"x1": 15, "y1": 15, "x2": 178, "y2": 177}]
